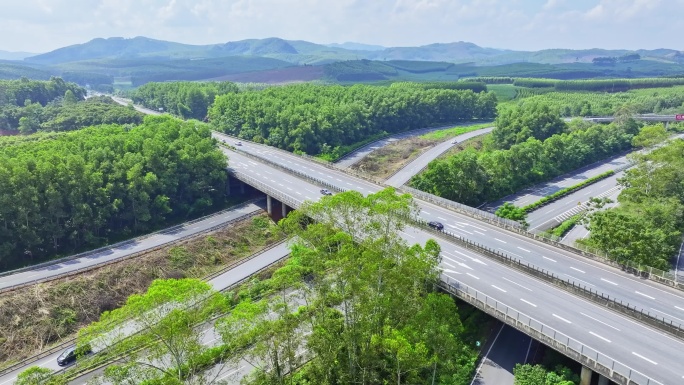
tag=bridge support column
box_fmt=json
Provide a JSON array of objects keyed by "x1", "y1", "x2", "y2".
[
  {"x1": 267, "y1": 195, "x2": 273, "y2": 216},
  {"x1": 240, "y1": 181, "x2": 245, "y2": 194},
  {"x1": 597, "y1": 374, "x2": 609, "y2": 385},
  {"x1": 282, "y1": 203, "x2": 289, "y2": 218},
  {"x1": 580, "y1": 366, "x2": 593, "y2": 385}
]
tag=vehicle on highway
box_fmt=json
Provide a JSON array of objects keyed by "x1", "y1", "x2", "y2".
[
  {"x1": 427, "y1": 221, "x2": 444, "y2": 230},
  {"x1": 320, "y1": 189, "x2": 333, "y2": 195},
  {"x1": 451, "y1": 140, "x2": 459, "y2": 144},
  {"x1": 235, "y1": 141, "x2": 242, "y2": 146},
  {"x1": 57, "y1": 345, "x2": 92, "y2": 366}
]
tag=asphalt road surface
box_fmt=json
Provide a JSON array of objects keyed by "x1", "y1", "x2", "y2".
[
  {"x1": 336, "y1": 122, "x2": 492, "y2": 169},
  {"x1": 65, "y1": 216, "x2": 684, "y2": 385},
  {"x1": 384, "y1": 127, "x2": 494, "y2": 187},
  {"x1": 484, "y1": 153, "x2": 630, "y2": 213},
  {"x1": 216, "y1": 135, "x2": 684, "y2": 328},
  {"x1": 0, "y1": 239, "x2": 291, "y2": 385},
  {"x1": 0, "y1": 202, "x2": 263, "y2": 292},
  {"x1": 527, "y1": 172, "x2": 623, "y2": 231},
  {"x1": 471, "y1": 325, "x2": 534, "y2": 385}
]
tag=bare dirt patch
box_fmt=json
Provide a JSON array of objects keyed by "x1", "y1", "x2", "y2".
[
  {"x1": 208, "y1": 66, "x2": 325, "y2": 84},
  {"x1": 0, "y1": 214, "x2": 283, "y2": 367},
  {"x1": 352, "y1": 137, "x2": 439, "y2": 180}
]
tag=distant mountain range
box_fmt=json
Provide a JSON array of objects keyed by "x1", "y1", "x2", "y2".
[
  {"x1": 0, "y1": 50, "x2": 38, "y2": 61},
  {"x1": 2, "y1": 36, "x2": 683, "y2": 86},
  {"x1": 22, "y1": 36, "x2": 683, "y2": 66}
]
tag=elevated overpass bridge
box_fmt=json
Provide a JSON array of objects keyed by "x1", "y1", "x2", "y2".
[{"x1": 217, "y1": 133, "x2": 684, "y2": 385}]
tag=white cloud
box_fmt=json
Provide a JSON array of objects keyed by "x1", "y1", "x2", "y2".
[{"x1": 0, "y1": 0, "x2": 681, "y2": 53}]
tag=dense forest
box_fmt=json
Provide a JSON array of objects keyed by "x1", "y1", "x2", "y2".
[
  {"x1": 209, "y1": 83, "x2": 497, "y2": 156},
  {"x1": 130, "y1": 81, "x2": 240, "y2": 120},
  {"x1": 0, "y1": 77, "x2": 85, "y2": 107},
  {"x1": 0, "y1": 116, "x2": 227, "y2": 270},
  {"x1": 411, "y1": 103, "x2": 640, "y2": 206},
  {"x1": 585, "y1": 137, "x2": 684, "y2": 269},
  {"x1": 0, "y1": 96, "x2": 144, "y2": 134}
]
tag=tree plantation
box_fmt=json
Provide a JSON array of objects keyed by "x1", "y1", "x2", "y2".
[
  {"x1": 0, "y1": 95, "x2": 144, "y2": 134},
  {"x1": 585, "y1": 137, "x2": 684, "y2": 269},
  {"x1": 208, "y1": 83, "x2": 497, "y2": 157},
  {"x1": 411, "y1": 103, "x2": 639, "y2": 206},
  {"x1": 131, "y1": 81, "x2": 240, "y2": 121},
  {"x1": 0, "y1": 116, "x2": 227, "y2": 270}
]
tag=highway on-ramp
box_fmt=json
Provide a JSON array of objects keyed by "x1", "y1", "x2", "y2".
[
  {"x1": 384, "y1": 127, "x2": 494, "y2": 187},
  {"x1": 336, "y1": 122, "x2": 493, "y2": 169}
]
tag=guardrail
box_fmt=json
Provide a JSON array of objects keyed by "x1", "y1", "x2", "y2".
[
  {"x1": 0, "y1": 198, "x2": 263, "y2": 280},
  {"x1": 440, "y1": 278, "x2": 663, "y2": 385},
  {"x1": 410, "y1": 218, "x2": 684, "y2": 339},
  {"x1": 383, "y1": 127, "x2": 494, "y2": 183},
  {"x1": 0, "y1": 204, "x2": 271, "y2": 377},
  {"x1": 47, "y1": 241, "x2": 292, "y2": 382},
  {"x1": 218, "y1": 132, "x2": 684, "y2": 292},
  {"x1": 0, "y1": 204, "x2": 265, "y2": 295}
]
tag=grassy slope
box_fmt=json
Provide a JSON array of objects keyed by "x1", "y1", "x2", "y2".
[{"x1": 0, "y1": 214, "x2": 283, "y2": 368}]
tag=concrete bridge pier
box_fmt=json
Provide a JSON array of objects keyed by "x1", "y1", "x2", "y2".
[
  {"x1": 267, "y1": 195, "x2": 273, "y2": 216},
  {"x1": 282, "y1": 203, "x2": 289, "y2": 218},
  {"x1": 580, "y1": 366, "x2": 592, "y2": 385},
  {"x1": 597, "y1": 374, "x2": 610, "y2": 385}
]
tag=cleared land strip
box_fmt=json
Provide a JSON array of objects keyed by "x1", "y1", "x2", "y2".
[{"x1": 0, "y1": 200, "x2": 264, "y2": 294}]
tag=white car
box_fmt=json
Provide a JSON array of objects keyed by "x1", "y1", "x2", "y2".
[{"x1": 235, "y1": 141, "x2": 242, "y2": 146}]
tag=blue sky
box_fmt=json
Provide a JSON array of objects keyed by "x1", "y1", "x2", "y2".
[{"x1": 1, "y1": 0, "x2": 681, "y2": 53}]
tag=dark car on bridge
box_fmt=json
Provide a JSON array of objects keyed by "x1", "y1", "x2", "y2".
[
  {"x1": 427, "y1": 221, "x2": 444, "y2": 230},
  {"x1": 57, "y1": 345, "x2": 92, "y2": 366}
]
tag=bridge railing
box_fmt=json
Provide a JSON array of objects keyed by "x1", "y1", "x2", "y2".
[
  {"x1": 218, "y1": 132, "x2": 684, "y2": 292},
  {"x1": 440, "y1": 277, "x2": 663, "y2": 385}
]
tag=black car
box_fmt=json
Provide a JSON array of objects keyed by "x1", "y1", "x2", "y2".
[
  {"x1": 57, "y1": 345, "x2": 92, "y2": 366},
  {"x1": 320, "y1": 189, "x2": 333, "y2": 196},
  {"x1": 427, "y1": 221, "x2": 444, "y2": 230}
]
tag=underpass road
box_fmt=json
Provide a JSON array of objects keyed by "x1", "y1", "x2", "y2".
[
  {"x1": 0, "y1": 202, "x2": 264, "y2": 291},
  {"x1": 216, "y1": 135, "x2": 684, "y2": 329}
]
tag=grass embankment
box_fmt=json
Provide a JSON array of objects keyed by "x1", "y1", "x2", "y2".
[
  {"x1": 0, "y1": 214, "x2": 283, "y2": 368},
  {"x1": 351, "y1": 124, "x2": 491, "y2": 179},
  {"x1": 547, "y1": 215, "x2": 582, "y2": 238}
]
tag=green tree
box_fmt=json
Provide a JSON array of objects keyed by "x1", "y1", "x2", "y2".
[
  {"x1": 632, "y1": 124, "x2": 668, "y2": 148},
  {"x1": 16, "y1": 366, "x2": 54, "y2": 385},
  {"x1": 495, "y1": 203, "x2": 528, "y2": 224},
  {"x1": 79, "y1": 279, "x2": 229, "y2": 385}
]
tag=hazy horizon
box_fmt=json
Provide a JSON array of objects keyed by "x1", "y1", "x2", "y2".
[{"x1": 2, "y1": 0, "x2": 682, "y2": 54}]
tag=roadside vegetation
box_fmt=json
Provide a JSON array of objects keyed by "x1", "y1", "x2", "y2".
[
  {"x1": 0, "y1": 115, "x2": 227, "y2": 271},
  {"x1": 411, "y1": 102, "x2": 640, "y2": 206},
  {"x1": 130, "y1": 81, "x2": 240, "y2": 120},
  {"x1": 584, "y1": 137, "x2": 684, "y2": 269},
  {"x1": 208, "y1": 83, "x2": 497, "y2": 159},
  {"x1": 351, "y1": 123, "x2": 491, "y2": 179},
  {"x1": 0, "y1": 214, "x2": 281, "y2": 369},
  {"x1": 42, "y1": 189, "x2": 483, "y2": 385}
]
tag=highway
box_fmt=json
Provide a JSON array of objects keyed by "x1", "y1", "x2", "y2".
[
  {"x1": 471, "y1": 325, "x2": 534, "y2": 385},
  {"x1": 336, "y1": 122, "x2": 493, "y2": 169},
  {"x1": 0, "y1": 202, "x2": 264, "y2": 292},
  {"x1": 214, "y1": 134, "x2": 684, "y2": 329},
  {"x1": 527, "y1": 172, "x2": 623, "y2": 231},
  {"x1": 64, "y1": 212, "x2": 684, "y2": 385},
  {"x1": 384, "y1": 127, "x2": 494, "y2": 187},
  {"x1": 483, "y1": 153, "x2": 630, "y2": 213},
  {"x1": 0, "y1": 238, "x2": 291, "y2": 385}
]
